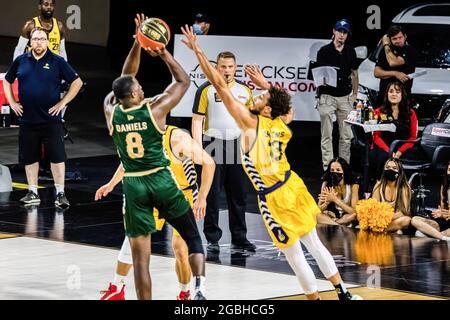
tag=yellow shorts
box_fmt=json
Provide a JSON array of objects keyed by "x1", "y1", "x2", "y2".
[
  {"x1": 154, "y1": 188, "x2": 194, "y2": 237},
  {"x1": 258, "y1": 171, "x2": 319, "y2": 249}
]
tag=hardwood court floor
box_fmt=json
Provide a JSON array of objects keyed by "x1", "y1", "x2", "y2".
[
  {"x1": 1, "y1": 155, "x2": 449, "y2": 299},
  {"x1": 273, "y1": 287, "x2": 446, "y2": 300}
]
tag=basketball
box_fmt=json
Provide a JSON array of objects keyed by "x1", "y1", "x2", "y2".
[{"x1": 137, "y1": 17, "x2": 171, "y2": 50}]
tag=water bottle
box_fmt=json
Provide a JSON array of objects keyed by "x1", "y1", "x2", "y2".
[
  {"x1": 362, "y1": 102, "x2": 369, "y2": 124},
  {"x1": 1, "y1": 105, "x2": 11, "y2": 128},
  {"x1": 356, "y1": 101, "x2": 363, "y2": 123}
]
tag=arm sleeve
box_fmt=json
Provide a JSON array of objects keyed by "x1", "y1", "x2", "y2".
[
  {"x1": 4, "y1": 58, "x2": 20, "y2": 84},
  {"x1": 192, "y1": 86, "x2": 208, "y2": 115},
  {"x1": 398, "y1": 110, "x2": 418, "y2": 154},
  {"x1": 59, "y1": 39, "x2": 68, "y2": 62},
  {"x1": 13, "y1": 36, "x2": 29, "y2": 61}
]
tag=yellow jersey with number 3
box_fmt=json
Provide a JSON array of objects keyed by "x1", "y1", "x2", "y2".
[
  {"x1": 33, "y1": 17, "x2": 61, "y2": 55},
  {"x1": 241, "y1": 115, "x2": 318, "y2": 248}
]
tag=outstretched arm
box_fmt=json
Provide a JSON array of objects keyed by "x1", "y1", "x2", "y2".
[
  {"x1": 121, "y1": 14, "x2": 147, "y2": 77},
  {"x1": 181, "y1": 25, "x2": 256, "y2": 130},
  {"x1": 103, "y1": 14, "x2": 147, "y2": 131}
]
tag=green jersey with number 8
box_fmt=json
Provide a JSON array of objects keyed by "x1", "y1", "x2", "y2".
[{"x1": 110, "y1": 100, "x2": 169, "y2": 174}]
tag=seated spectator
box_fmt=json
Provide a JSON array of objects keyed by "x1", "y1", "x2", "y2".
[
  {"x1": 371, "y1": 158, "x2": 412, "y2": 233},
  {"x1": 317, "y1": 157, "x2": 359, "y2": 226},
  {"x1": 411, "y1": 161, "x2": 450, "y2": 241},
  {"x1": 370, "y1": 81, "x2": 418, "y2": 180}
]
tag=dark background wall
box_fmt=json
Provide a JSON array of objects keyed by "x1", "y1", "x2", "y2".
[{"x1": 107, "y1": 0, "x2": 448, "y2": 86}]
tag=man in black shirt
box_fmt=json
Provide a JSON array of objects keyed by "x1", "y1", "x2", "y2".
[
  {"x1": 316, "y1": 19, "x2": 359, "y2": 171},
  {"x1": 374, "y1": 25, "x2": 417, "y2": 106}
]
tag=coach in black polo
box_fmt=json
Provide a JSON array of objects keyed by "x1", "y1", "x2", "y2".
[{"x1": 3, "y1": 27, "x2": 83, "y2": 208}]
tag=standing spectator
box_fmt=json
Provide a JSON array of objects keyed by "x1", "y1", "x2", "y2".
[
  {"x1": 192, "y1": 51, "x2": 256, "y2": 252},
  {"x1": 411, "y1": 161, "x2": 450, "y2": 241},
  {"x1": 317, "y1": 157, "x2": 359, "y2": 226},
  {"x1": 192, "y1": 13, "x2": 211, "y2": 35},
  {"x1": 371, "y1": 158, "x2": 412, "y2": 233},
  {"x1": 14, "y1": 0, "x2": 67, "y2": 61},
  {"x1": 316, "y1": 19, "x2": 359, "y2": 171},
  {"x1": 370, "y1": 81, "x2": 418, "y2": 180},
  {"x1": 374, "y1": 25, "x2": 417, "y2": 106},
  {"x1": 3, "y1": 27, "x2": 83, "y2": 207}
]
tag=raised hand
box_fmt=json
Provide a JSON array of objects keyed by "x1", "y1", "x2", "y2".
[
  {"x1": 134, "y1": 13, "x2": 148, "y2": 42},
  {"x1": 180, "y1": 24, "x2": 199, "y2": 52},
  {"x1": 244, "y1": 64, "x2": 270, "y2": 90}
]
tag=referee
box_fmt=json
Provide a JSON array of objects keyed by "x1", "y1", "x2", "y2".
[
  {"x1": 3, "y1": 27, "x2": 82, "y2": 207},
  {"x1": 192, "y1": 51, "x2": 256, "y2": 252}
]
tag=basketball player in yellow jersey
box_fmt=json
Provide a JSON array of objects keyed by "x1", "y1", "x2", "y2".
[
  {"x1": 96, "y1": 125, "x2": 215, "y2": 300},
  {"x1": 181, "y1": 25, "x2": 362, "y2": 300},
  {"x1": 14, "y1": 0, "x2": 67, "y2": 61}
]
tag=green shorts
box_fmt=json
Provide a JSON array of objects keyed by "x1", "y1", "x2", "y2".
[{"x1": 122, "y1": 168, "x2": 190, "y2": 237}]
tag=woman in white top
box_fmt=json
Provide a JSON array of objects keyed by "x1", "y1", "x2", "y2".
[
  {"x1": 371, "y1": 158, "x2": 411, "y2": 232},
  {"x1": 318, "y1": 157, "x2": 359, "y2": 226},
  {"x1": 411, "y1": 161, "x2": 450, "y2": 241}
]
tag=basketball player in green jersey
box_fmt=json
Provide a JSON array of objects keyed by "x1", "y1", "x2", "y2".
[
  {"x1": 101, "y1": 14, "x2": 206, "y2": 300},
  {"x1": 14, "y1": 0, "x2": 67, "y2": 60}
]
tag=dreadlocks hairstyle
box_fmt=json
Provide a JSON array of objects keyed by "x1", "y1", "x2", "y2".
[
  {"x1": 267, "y1": 87, "x2": 292, "y2": 119},
  {"x1": 374, "y1": 157, "x2": 412, "y2": 215}
]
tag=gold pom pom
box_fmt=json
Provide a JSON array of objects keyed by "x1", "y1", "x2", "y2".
[{"x1": 356, "y1": 198, "x2": 394, "y2": 232}]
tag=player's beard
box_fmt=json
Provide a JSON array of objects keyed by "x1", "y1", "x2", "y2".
[{"x1": 42, "y1": 11, "x2": 53, "y2": 20}]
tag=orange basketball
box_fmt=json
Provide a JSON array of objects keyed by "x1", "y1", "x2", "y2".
[{"x1": 137, "y1": 17, "x2": 171, "y2": 50}]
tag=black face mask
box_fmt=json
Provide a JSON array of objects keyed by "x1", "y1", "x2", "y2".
[
  {"x1": 384, "y1": 169, "x2": 399, "y2": 181},
  {"x1": 329, "y1": 172, "x2": 343, "y2": 186}
]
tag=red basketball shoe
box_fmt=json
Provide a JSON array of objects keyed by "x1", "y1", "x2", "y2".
[{"x1": 100, "y1": 283, "x2": 125, "y2": 300}]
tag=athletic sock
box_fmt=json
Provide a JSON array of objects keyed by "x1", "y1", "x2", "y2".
[
  {"x1": 193, "y1": 276, "x2": 206, "y2": 293},
  {"x1": 179, "y1": 282, "x2": 190, "y2": 292},
  {"x1": 113, "y1": 274, "x2": 126, "y2": 288},
  {"x1": 55, "y1": 184, "x2": 65, "y2": 194},
  {"x1": 29, "y1": 185, "x2": 38, "y2": 194}
]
